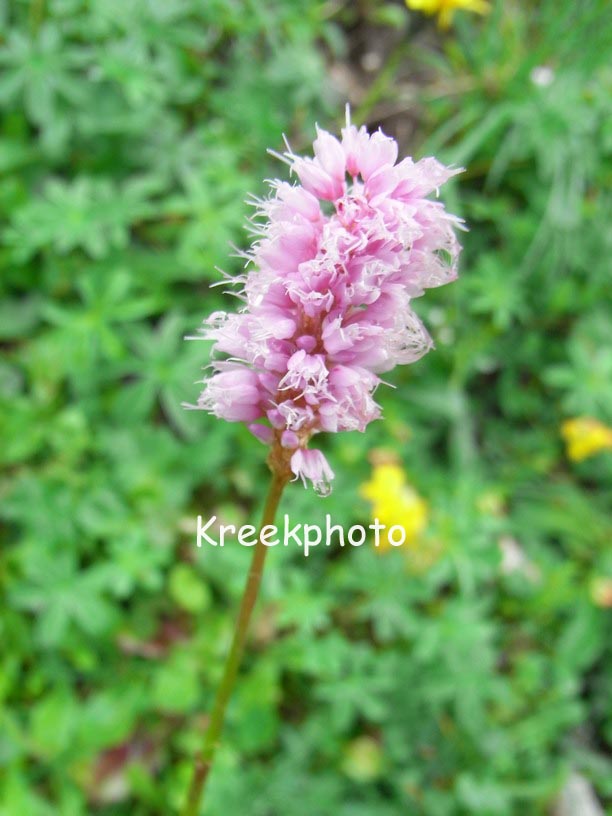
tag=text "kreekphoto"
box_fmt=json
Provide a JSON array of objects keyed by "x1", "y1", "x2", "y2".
[{"x1": 196, "y1": 515, "x2": 411, "y2": 557}]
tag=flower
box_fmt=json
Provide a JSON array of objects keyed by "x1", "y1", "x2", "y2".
[
  {"x1": 560, "y1": 417, "x2": 612, "y2": 462},
  {"x1": 405, "y1": 0, "x2": 490, "y2": 28},
  {"x1": 189, "y1": 110, "x2": 463, "y2": 494},
  {"x1": 360, "y1": 462, "x2": 428, "y2": 551},
  {"x1": 290, "y1": 448, "x2": 335, "y2": 497}
]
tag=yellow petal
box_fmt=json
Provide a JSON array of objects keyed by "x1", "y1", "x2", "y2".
[
  {"x1": 561, "y1": 417, "x2": 612, "y2": 462},
  {"x1": 405, "y1": 0, "x2": 443, "y2": 13}
]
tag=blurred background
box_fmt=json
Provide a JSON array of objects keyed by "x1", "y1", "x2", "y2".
[{"x1": 1, "y1": 0, "x2": 611, "y2": 814}]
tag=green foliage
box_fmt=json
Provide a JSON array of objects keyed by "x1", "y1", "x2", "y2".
[{"x1": 1, "y1": 1, "x2": 611, "y2": 814}]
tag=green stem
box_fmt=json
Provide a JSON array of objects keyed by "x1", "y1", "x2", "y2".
[{"x1": 181, "y1": 470, "x2": 288, "y2": 816}]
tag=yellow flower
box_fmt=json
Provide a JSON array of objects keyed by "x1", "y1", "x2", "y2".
[
  {"x1": 360, "y1": 463, "x2": 428, "y2": 552},
  {"x1": 405, "y1": 0, "x2": 490, "y2": 28},
  {"x1": 560, "y1": 417, "x2": 612, "y2": 462}
]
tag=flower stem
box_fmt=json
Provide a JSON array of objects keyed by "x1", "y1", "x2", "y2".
[{"x1": 181, "y1": 470, "x2": 288, "y2": 816}]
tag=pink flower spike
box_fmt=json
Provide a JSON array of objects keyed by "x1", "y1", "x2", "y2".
[
  {"x1": 290, "y1": 448, "x2": 335, "y2": 497},
  {"x1": 189, "y1": 110, "x2": 463, "y2": 494}
]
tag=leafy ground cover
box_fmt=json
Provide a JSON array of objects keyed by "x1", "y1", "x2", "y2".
[{"x1": 1, "y1": 1, "x2": 611, "y2": 814}]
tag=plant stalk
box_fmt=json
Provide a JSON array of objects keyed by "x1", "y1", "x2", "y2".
[{"x1": 181, "y1": 469, "x2": 288, "y2": 816}]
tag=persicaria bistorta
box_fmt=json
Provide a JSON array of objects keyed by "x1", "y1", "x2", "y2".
[{"x1": 188, "y1": 110, "x2": 464, "y2": 495}]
